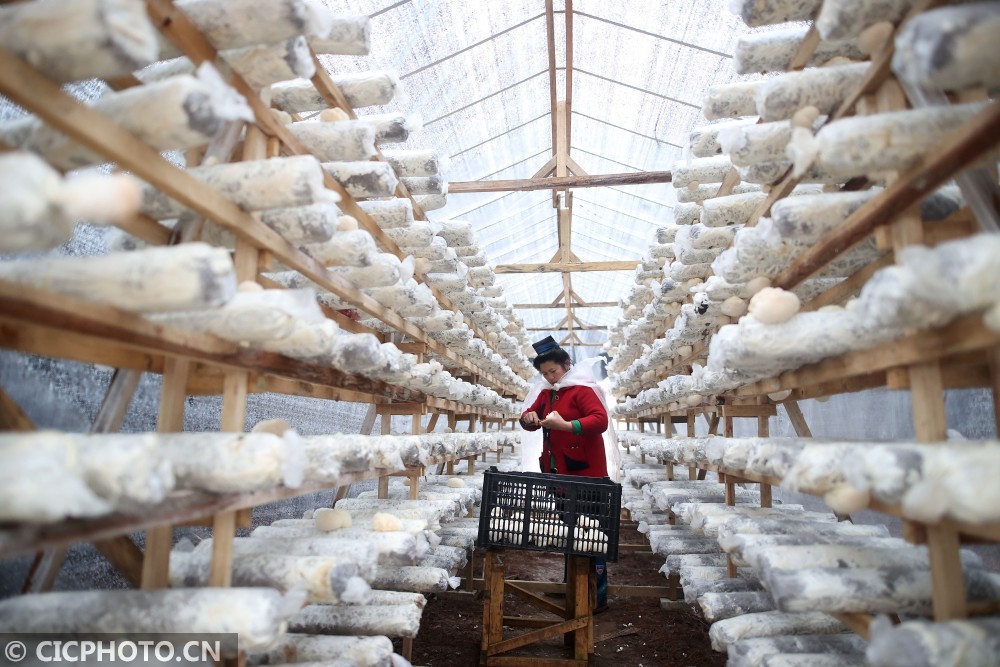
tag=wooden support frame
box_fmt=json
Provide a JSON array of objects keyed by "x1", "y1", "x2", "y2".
[{"x1": 481, "y1": 550, "x2": 594, "y2": 664}]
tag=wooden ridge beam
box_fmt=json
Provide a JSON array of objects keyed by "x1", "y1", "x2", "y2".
[
  {"x1": 544, "y1": 0, "x2": 558, "y2": 158},
  {"x1": 496, "y1": 261, "x2": 637, "y2": 274},
  {"x1": 448, "y1": 170, "x2": 672, "y2": 193}
]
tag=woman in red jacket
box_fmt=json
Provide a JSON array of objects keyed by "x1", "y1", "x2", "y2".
[
  {"x1": 519, "y1": 337, "x2": 613, "y2": 611},
  {"x1": 519, "y1": 342, "x2": 610, "y2": 478}
]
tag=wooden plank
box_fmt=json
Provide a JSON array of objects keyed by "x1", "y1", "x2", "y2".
[
  {"x1": 555, "y1": 100, "x2": 568, "y2": 181},
  {"x1": 142, "y1": 354, "x2": 188, "y2": 589},
  {"x1": 545, "y1": 0, "x2": 558, "y2": 160},
  {"x1": 721, "y1": 405, "x2": 777, "y2": 418},
  {"x1": 781, "y1": 400, "x2": 813, "y2": 437},
  {"x1": 926, "y1": 523, "x2": 967, "y2": 620},
  {"x1": 92, "y1": 536, "x2": 144, "y2": 587},
  {"x1": 772, "y1": 102, "x2": 1000, "y2": 289},
  {"x1": 788, "y1": 25, "x2": 820, "y2": 70},
  {"x1": 566, "y1": 156, "x2": 588, "y2": 178},
  {"x1": 488, "y1": 657, "x2": 587, "y2": 667},
  {"x1": 506, "y1": 582, "x2": 566, "y2": 618},
  {"x1": 527, "y1": 325, "x2": 608, "y2": 331},
  {"x1": 734, "y1": 316, "x2": 1000, "y2": 398},
  {"x1": 449, "y1": 171, "x2": 673, "y2": 193},
  {"x1": 802, "y1": 252, "x2": 894, "y2": 312},
  {"x1": 0, "y1": 386, "x2": 34, "y2": 431},
  {"x1": 209, "y1": 509, "x2": 236, "y2": 587},
  {"x1": 557, "y1": 206, "x2": 572, "y2": 261},
  {"x1": 376, "y1": 402, "x2": 424, "y2": 415},
  {"x1": 91, "y1": 369, "x2": 144, "y2": 434},
  {"x1": 514, "y1": 301, "x2": 617, "y2": 309},
  {"x1": 483, "y1": 552, "x2": 505, "y2": 650},
  {"x1": 565, "y1": 0, "x2": 574, "y2": 151},
  {"x1": 488, "y1": 617, "x2": 590, "y2": 657},
  {"x1": 832, "y1": 613, "x2": 874, "y2": 641},
  {"x1": 115, "y1": 213, "x2": 172, "y2": 246},
  {"x1": 909, "y1": 362, "x2": 947, "y2": 442},
  {"x1": 496, "y1": 261, "x2": 638, "y2": 274},
  {"x1": 0, "y1": 318, "x2": 164, "y2": 374},
  {"x1": 21, "y1": 548, "x2": 67, "y2": 593},
  {"x1": 532, "y1": 155, "x2": 558, "y2": 179}
]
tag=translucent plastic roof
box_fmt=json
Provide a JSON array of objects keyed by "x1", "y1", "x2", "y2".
[{"x1": 317, "y1": 0, "x2": 765, "y2": 358}]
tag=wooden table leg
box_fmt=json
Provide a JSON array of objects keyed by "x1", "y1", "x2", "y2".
[{"x1": 481, "y1": 551, "x2": 505, "y2": 654}]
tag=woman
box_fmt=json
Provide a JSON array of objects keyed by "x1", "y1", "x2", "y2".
[
  {"x1": 518, "y1": 337, "x2": 615, "y2": 611},
  {"x1": 519, "y1": 339, "x2": 610, "y2": 478}
]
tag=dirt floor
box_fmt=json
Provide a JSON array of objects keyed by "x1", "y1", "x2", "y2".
[{"x1": 398, "y1": 521, "x2": 726, "y2": 667}]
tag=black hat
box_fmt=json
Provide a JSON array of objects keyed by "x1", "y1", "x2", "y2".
[{"x1": 531, "y1": 336, "x2": 559, "y2": 355}]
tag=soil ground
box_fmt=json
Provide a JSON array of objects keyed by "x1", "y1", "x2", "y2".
[{"x1": 397, "y1": 521, "x2": 726, "y2": 666}]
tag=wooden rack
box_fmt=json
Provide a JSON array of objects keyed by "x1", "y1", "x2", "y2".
[
  {"x1": 613, "y1": 0, "x2": 1000, "y2": 642},
  {"x1": 0, "y1": 3, "x2": 527, "y2": 646}
]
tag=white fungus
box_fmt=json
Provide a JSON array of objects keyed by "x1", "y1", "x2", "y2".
[
  {"x1": 372, "y1": 512, "x2": 403, "y2": 532},
  {"x1": 314, "y1": 507, "x2": 353, "y2": 531},
  {"x1": 747, "y1": 287, "x2": 801, "y2": 324}
]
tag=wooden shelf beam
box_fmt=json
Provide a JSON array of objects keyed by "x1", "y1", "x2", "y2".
[
  {"x1": 0, "y1": 452, "x2": 490, "y2": 560},
  {"x1": 496, "y1": 261, "x2": 637, "y2": 274},
  {"x1": 513, "y1": 301, "x2": 617, "y2": 309}
]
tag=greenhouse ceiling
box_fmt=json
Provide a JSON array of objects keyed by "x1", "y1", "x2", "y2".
[{"x1": 328, "y1": 1, "x2": 769, "y2": 358}]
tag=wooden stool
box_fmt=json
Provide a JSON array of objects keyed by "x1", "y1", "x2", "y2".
[{"x1": 480, "y1": 549, "x2": 595, "y2": 665}]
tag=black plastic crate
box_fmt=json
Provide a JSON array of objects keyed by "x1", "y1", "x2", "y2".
[{"x1": 476, "y1": 467, "x2": 622, "y2": 561}]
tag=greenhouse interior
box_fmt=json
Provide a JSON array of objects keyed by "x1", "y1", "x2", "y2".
[{"x1": 0, "y1": 0, "x2": 999, "y2": 665}]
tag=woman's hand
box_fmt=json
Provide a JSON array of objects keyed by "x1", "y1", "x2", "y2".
[
  {"x1": 520, "y1": 411, "x2": 541, "y2": 427},
  {"x1": 540, "y1": 410, "x2": 572, "y2": 432}
]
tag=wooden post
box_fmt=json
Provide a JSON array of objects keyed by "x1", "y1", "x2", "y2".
[
  {"x1": 576, "y1": 556, "x2": 593, "y2": 659},
  {"x1": 926, "y1": 523, "x2": 967, "y2": 621},
  {"x1": 142, "y1": 356, "x2": 189, "y2": 589},
  {"x1": 757, "y1": 413, "x2": 773, "y2": 507},
  {"x1": 210, "y1": 135, "x2": 262, "y2": 584},
  {"x1": 408, "y1": 469, "x2": 420, "y2": 501},
  {"x1": 481, "y1": 552, "x2": 504, "y2": 653},
  {"x1": 686, "y1": 412, "x2": 695, "y2": 437}
]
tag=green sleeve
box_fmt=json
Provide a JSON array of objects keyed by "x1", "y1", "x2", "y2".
[{"x1": 571, "y1": 419, "x2": 583, "y2": 435}]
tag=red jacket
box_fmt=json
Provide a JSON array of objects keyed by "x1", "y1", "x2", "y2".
[{"x1": 520, "y1": 384, "x2": 609, "y2": 478}]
